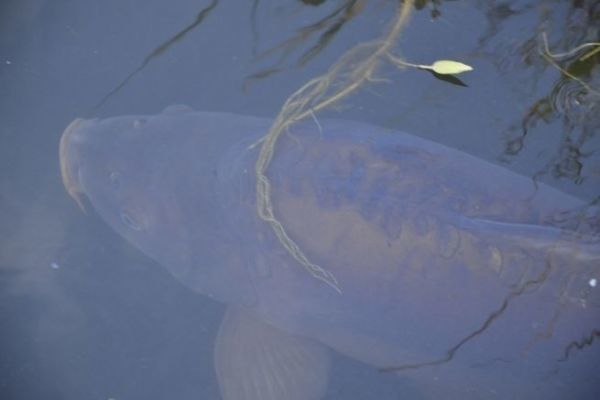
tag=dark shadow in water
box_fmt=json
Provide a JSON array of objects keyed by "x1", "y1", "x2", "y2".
[
  {"x1": 301, "y1": 0, "x2": 328, "y2": 6},
  {"x1": 381, "y1": 255, "x2": 599, "y2": 372},
  {"x1": 90, "y1": 0, "x2": 219, "y2": 114},
  {"x1": 479, "y1": 0, "x2": 600, "y2": 194},
  {"x1": 558, "y1": 329, "x2": 600, "y2": 362},
  {"x1": 245, "y1": 0, "x2": 365, "y2": 89},
  {"x1": 559, "y1": 329, "x2": 600, "y2": 362},
  {"x1": 243, "y1": 67, "x2": 283, "y2": 92},
  {"x1": 430, "y1": 71, "x2": 469, "y2": 87},
  {"x1": 379, "y1": 260, "x2": 552, "y2": 372},
  {"x1": 476, "y1": 2, "x2": 534, "y2": 48},
  {"x1": 245, "y1": 0, "x2": 456, "y2": 89}
]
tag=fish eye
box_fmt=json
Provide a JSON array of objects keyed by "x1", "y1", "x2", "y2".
[
  {"x1": 133, "y1": 118, "x2": 147, "y2": 129},
  {"x1": 109, "y1": 171, "x2": 121, "y2": 190},
  {"x1": 120, "y1": 211, "x2": 142, "y2": 231}
]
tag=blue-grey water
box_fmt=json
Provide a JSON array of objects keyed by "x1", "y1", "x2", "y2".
[{"x1": 1, "y1": 1, "x2": 598, "y2": 399}]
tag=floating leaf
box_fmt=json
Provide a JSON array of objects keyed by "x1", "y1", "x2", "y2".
[{"x1": 429, "y1": 60, "x2": 473, "y2": 75}]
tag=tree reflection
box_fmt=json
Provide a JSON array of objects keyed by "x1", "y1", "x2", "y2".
[{"x1": 477, "y1": 0, "x2": 599, "y2": 192}]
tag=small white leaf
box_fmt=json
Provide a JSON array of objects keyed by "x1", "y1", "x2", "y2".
[{"x1": 430, "y1": 60, "x2": 473, "y2": 75}]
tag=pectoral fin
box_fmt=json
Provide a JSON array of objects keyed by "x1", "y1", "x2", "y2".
[{"x1": 215, "y1": 307, "x2": 331, "y2": 400}]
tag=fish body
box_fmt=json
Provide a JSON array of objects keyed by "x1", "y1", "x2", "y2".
[{"x1": 60, "y1": 106, "x2": 600, "y2": 399}]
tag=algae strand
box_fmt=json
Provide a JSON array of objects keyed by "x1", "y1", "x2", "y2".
[{"x1": 254, "y1": 0, "x2": 415, "y2": 293}]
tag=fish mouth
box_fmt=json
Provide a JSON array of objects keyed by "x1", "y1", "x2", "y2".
[{"x1": 59, "y1": 118, "x2": 88, "y2": 212}]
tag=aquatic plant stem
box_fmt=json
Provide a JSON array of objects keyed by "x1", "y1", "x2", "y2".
[
  {"x1": 540, "y1": 33, "x2": 600, "y2": 97},
  {"x1": 254, "y1": 0, "x2": 414, "y2": 293}
]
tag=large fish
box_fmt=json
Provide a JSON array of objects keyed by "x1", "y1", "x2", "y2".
[{"x1": 59, "y1": 105, "x2": 599, "y2": 399}]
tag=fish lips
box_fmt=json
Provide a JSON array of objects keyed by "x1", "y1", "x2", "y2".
[{"x1": 59, "y1": 118, "x2": 91, "y2": 212}]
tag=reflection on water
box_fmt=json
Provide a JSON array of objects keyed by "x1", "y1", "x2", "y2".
[
  {"x1": 91, "y1": 0, "x2": 219, "y2": 112},
  {"x1": 474, "y1": 1, "x2": 599, "y2": 193}
]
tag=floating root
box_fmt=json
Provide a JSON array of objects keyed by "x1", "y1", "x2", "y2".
[{"x1": 254, "y1": 0, "x2": 415, "y2": 293}]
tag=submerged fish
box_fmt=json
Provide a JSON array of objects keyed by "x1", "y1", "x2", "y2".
[{"x1": 59, "y1": 105, "x2": 599, "y2": 399}]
